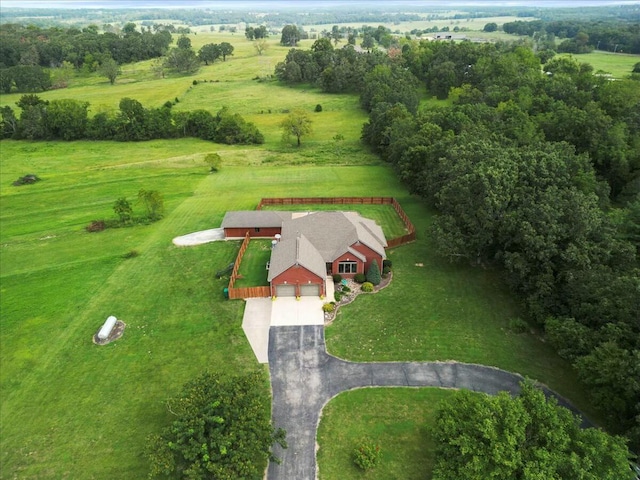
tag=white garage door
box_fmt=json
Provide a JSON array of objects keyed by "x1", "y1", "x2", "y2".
[
  {"x1": 300, "y1": 284, "x2": 320, "y2": 297},
  {"x1": 276, "y1": 284, "x2": 296, "y2": 297}
]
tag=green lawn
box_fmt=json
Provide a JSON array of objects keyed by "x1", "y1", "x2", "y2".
[
  {"x1": 559, "y1": 51, "x2": 640, "y2": 79},
  {"x1": 234, "y1": 240, "x2": 272, "y2": 287},
  {"x1": 317, "y1": 388, "x2": 461, "y2": 480}
]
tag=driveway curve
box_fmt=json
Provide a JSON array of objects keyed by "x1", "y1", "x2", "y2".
[{"x1": 267, "y1": 325, "x2": 590, "y2": 480}]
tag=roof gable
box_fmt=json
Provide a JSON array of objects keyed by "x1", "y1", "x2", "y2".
[{"x1": 267, "y1": 233, "x2": 326, "y2": 281}]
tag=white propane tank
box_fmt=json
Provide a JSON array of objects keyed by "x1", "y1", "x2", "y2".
[{"x1": 98, "y1": 315, "x2": 117, "y2": 340}]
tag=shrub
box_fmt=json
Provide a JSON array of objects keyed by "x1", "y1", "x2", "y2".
[
  {"x1": 366, "y1": 260, "x2": 381, "y2": 286},
  {"x1": 314, "y1": 104, "x2": 322, "y2": 112},
  {"x1": 332, "y1": 273, "x2": 342, "y2": 283},
  {"x1": 353, "y1": 273, "x2": 366, "y2": 283},
  {"x1": 383, "y1": 259, "x2": 392, "y2": 269},
  {"x1": 334, "y1": 291, "x2": 343, "y2": 302},
  {"x1": 353, "y1": 438, "x2": 381, "y2": 471},
  {"x1": 12, "y1": 174, "x2": 40, "y2": 186},
  {"x1": 361, "y1": 282, "x2": 374, "y2": 292},
  {"x1": 322, "y1": 303, "x2": 335, "y2": 313},
  {"x1": 341, "y1": 285, "x2": 351, "y2": 293},
  {"x1": 509, "y1": 317, "x2": 529, "y2": 334},
  {"x1": 86, "y1": 220, "x2": 105, "y2": 232},
  {"x1": 192, "y1": 79, "x2": 198, "y2": 85}
]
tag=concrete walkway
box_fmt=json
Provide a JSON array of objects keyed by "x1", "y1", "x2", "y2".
[
  {"x1": 266, "y1": 325, "x2": 590, "y2": 480},
  {"x1": 172, "y1": 227, "x2": 225, "y2": 246}
]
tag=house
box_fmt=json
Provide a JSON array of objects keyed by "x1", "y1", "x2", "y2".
[{"x1": 221, "y1": 210, "x2": 387, "y2": 297}]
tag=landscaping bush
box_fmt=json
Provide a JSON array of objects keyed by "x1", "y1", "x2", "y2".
[
  {"x1": 334, "y1": 291, "x2": 344, "y2": 302},
  {"x1": 360, "y1": 282, "x2": 374, "y2": 293},
  {"x1": 383, "y1": 259, "x2": 392, "y2": 269},
  {"x1": 366, "y1": 260, "x2": 381, "y2": 286},
  {"x1": 353, "y1": 438, "x2": 381, "y2": 471},
  {"x1": 341, "y1": 285, "x2": 351, "y2": 293},
  {"x1": 322, "y1": 303, "x2": 335, "y2": 313},
  {"x1": 361, "y1": 282, "x2": 374, "y2": 292},
  {"x1": 332, "y1": 273, "x2": 342, "y2": 283},
  {"x1": 353, "y1": 273, "x2": 366, "y2": 283}
]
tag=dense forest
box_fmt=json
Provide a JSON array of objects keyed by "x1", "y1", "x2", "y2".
[{"x1": 275, "y1": 37, "x2": 640, "y2": 452}]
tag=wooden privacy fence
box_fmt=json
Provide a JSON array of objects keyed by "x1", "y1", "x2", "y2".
[
  {"x1": 228, "y1": 286, "x2": 270, "y2": 300},
  {"x1": 257, "y1": 197, "x2": 416, "y2": 247}
]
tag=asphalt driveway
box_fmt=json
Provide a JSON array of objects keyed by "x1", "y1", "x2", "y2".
[{"x1": 267, "y1": 325, "x2": 590, "y2": 480}]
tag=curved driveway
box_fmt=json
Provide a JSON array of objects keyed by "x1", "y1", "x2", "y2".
[{"x1": 267, "y1": 325, "x2": 589, "y2": 480}]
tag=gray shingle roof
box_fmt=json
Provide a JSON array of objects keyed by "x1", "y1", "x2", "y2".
[
  {"x1": 267, "y1": 233, "x2": 327, "y2": 281},
  {"x1": 280, "y1": 211, "x2": 387, "y2": 261},
  {"x1": 221, "y1": 211, "x2": 291, "y2": 228}
]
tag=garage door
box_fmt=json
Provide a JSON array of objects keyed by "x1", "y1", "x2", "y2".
[
  {"x1": 300, "y1": 284, "x2": 320, "y2": 297},
  {"x1": 276, "y1": 284, "x2": 296, "y2": 297}
]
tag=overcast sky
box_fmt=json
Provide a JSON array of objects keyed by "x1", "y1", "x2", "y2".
[{"x1": 1, "y1": 0, "x2": 639, "y2": 8}]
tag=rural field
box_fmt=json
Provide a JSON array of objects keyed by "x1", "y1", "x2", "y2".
[{"x1": 0, "y1": 27, "x2": 605, "y2": 479}]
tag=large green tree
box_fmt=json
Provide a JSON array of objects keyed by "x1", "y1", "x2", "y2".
[
  {"x1": 146, "y1": 372, "x2": 286, "y2": 479},
  {"x1": 432, "y1": 382, "x2": 634, "y2": 480},
  {"x1": 98, "y1": 56, "x2": 120, "y2": 85},
  {"x1": 280, "y1": 109, "x2": 312, "y2": 146},
  {"x1": 280, "y1": 25, "x2": 301, "y2": 46}
]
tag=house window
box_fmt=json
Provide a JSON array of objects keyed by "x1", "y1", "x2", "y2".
[
  {"x1": 254, "y1": 227, "x2": 261, "y2": 233},
  {"x1": 338, "y1": 261, "x2": 357, "y2": 274}
]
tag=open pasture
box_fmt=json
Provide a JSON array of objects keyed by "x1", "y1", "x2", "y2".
[{"x1": 561, "y1": 51, "x2": 640, "y2": 78}]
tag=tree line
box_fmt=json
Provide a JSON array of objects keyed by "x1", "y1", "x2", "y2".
[
  {"x1": 503, "y1": 19, "x2": 640, "y2": 54},
  {"x1": 355, "y1": 39, "x2": 640, "y2": 453},
  {"x1": 0, "y1": 95, "x2": 263, "y2": 144},
  {"x1": 0, "y1": 23, "x2": 172, "y2": 69},
  {"x1": 0, "y1": 23, "x2": 173, "y2": 93}
]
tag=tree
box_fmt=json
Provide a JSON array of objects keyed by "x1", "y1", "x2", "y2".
[
  {"x1": 432, "y1": 381, "x2": 634, "y2": 480},
  {"x1": 137, "y1": 189, "x2": 164, "y2": 221},
  {"x1": 219, "y1": 42, "x2": 234, "y2": 61},
  {"x1": 198, "y1": 43, "x2": 221, "y2": 65},
  {"x1": 113, "y1": 197, "x2": 133, "y2": 224},
  {"x1": 280, "y1": 25, "x2": 301, "y2": 47},
  {"x1": 204, "y1": 152, "x2": 222, "y2": 172},
  {"x1": 361, "y1": 34, "x2": 375, "y2": 51},
  {"x1": 176, "y1": 35, "x2": 191, "y2": 50},
  {"x1": 98, "y1": 57, "x2": 120, "y2": 85},
  {"x1": 254, "y1": 39, "x2": 269, "y2": 56},
  {"x1": 245, "y1": 26, "x2": 256, "y2": 40},
  {"x1": 146, "y1": 372, "x2": 286, "y2": 479},
  {"x1": 44, "y1": 99, "x2": 89, "y2": 140},
  {"x1": 280, "y1": 109, "x2": 312, "y2": 146},
  {"x1": 366, "y1": 259, "x2": 381, "y2": 286},
  {"x1": 483, "y1": 22, "x2": 498, "y2": 32},
  {"x1": 164, "y1": 47, "x2": 200, "y2": 74}
]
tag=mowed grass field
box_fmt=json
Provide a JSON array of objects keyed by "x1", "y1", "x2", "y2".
[
  {"x1": 1, "y1": 31, "x2": 601, "y2": 479},
  {"x1": 560, "y1": 51, "x2": 640, "y2": 78}
]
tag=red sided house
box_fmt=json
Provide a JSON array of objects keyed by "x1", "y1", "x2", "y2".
[{"x1": 221, "y1": 211, "x2": 387, "y2": 297}]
